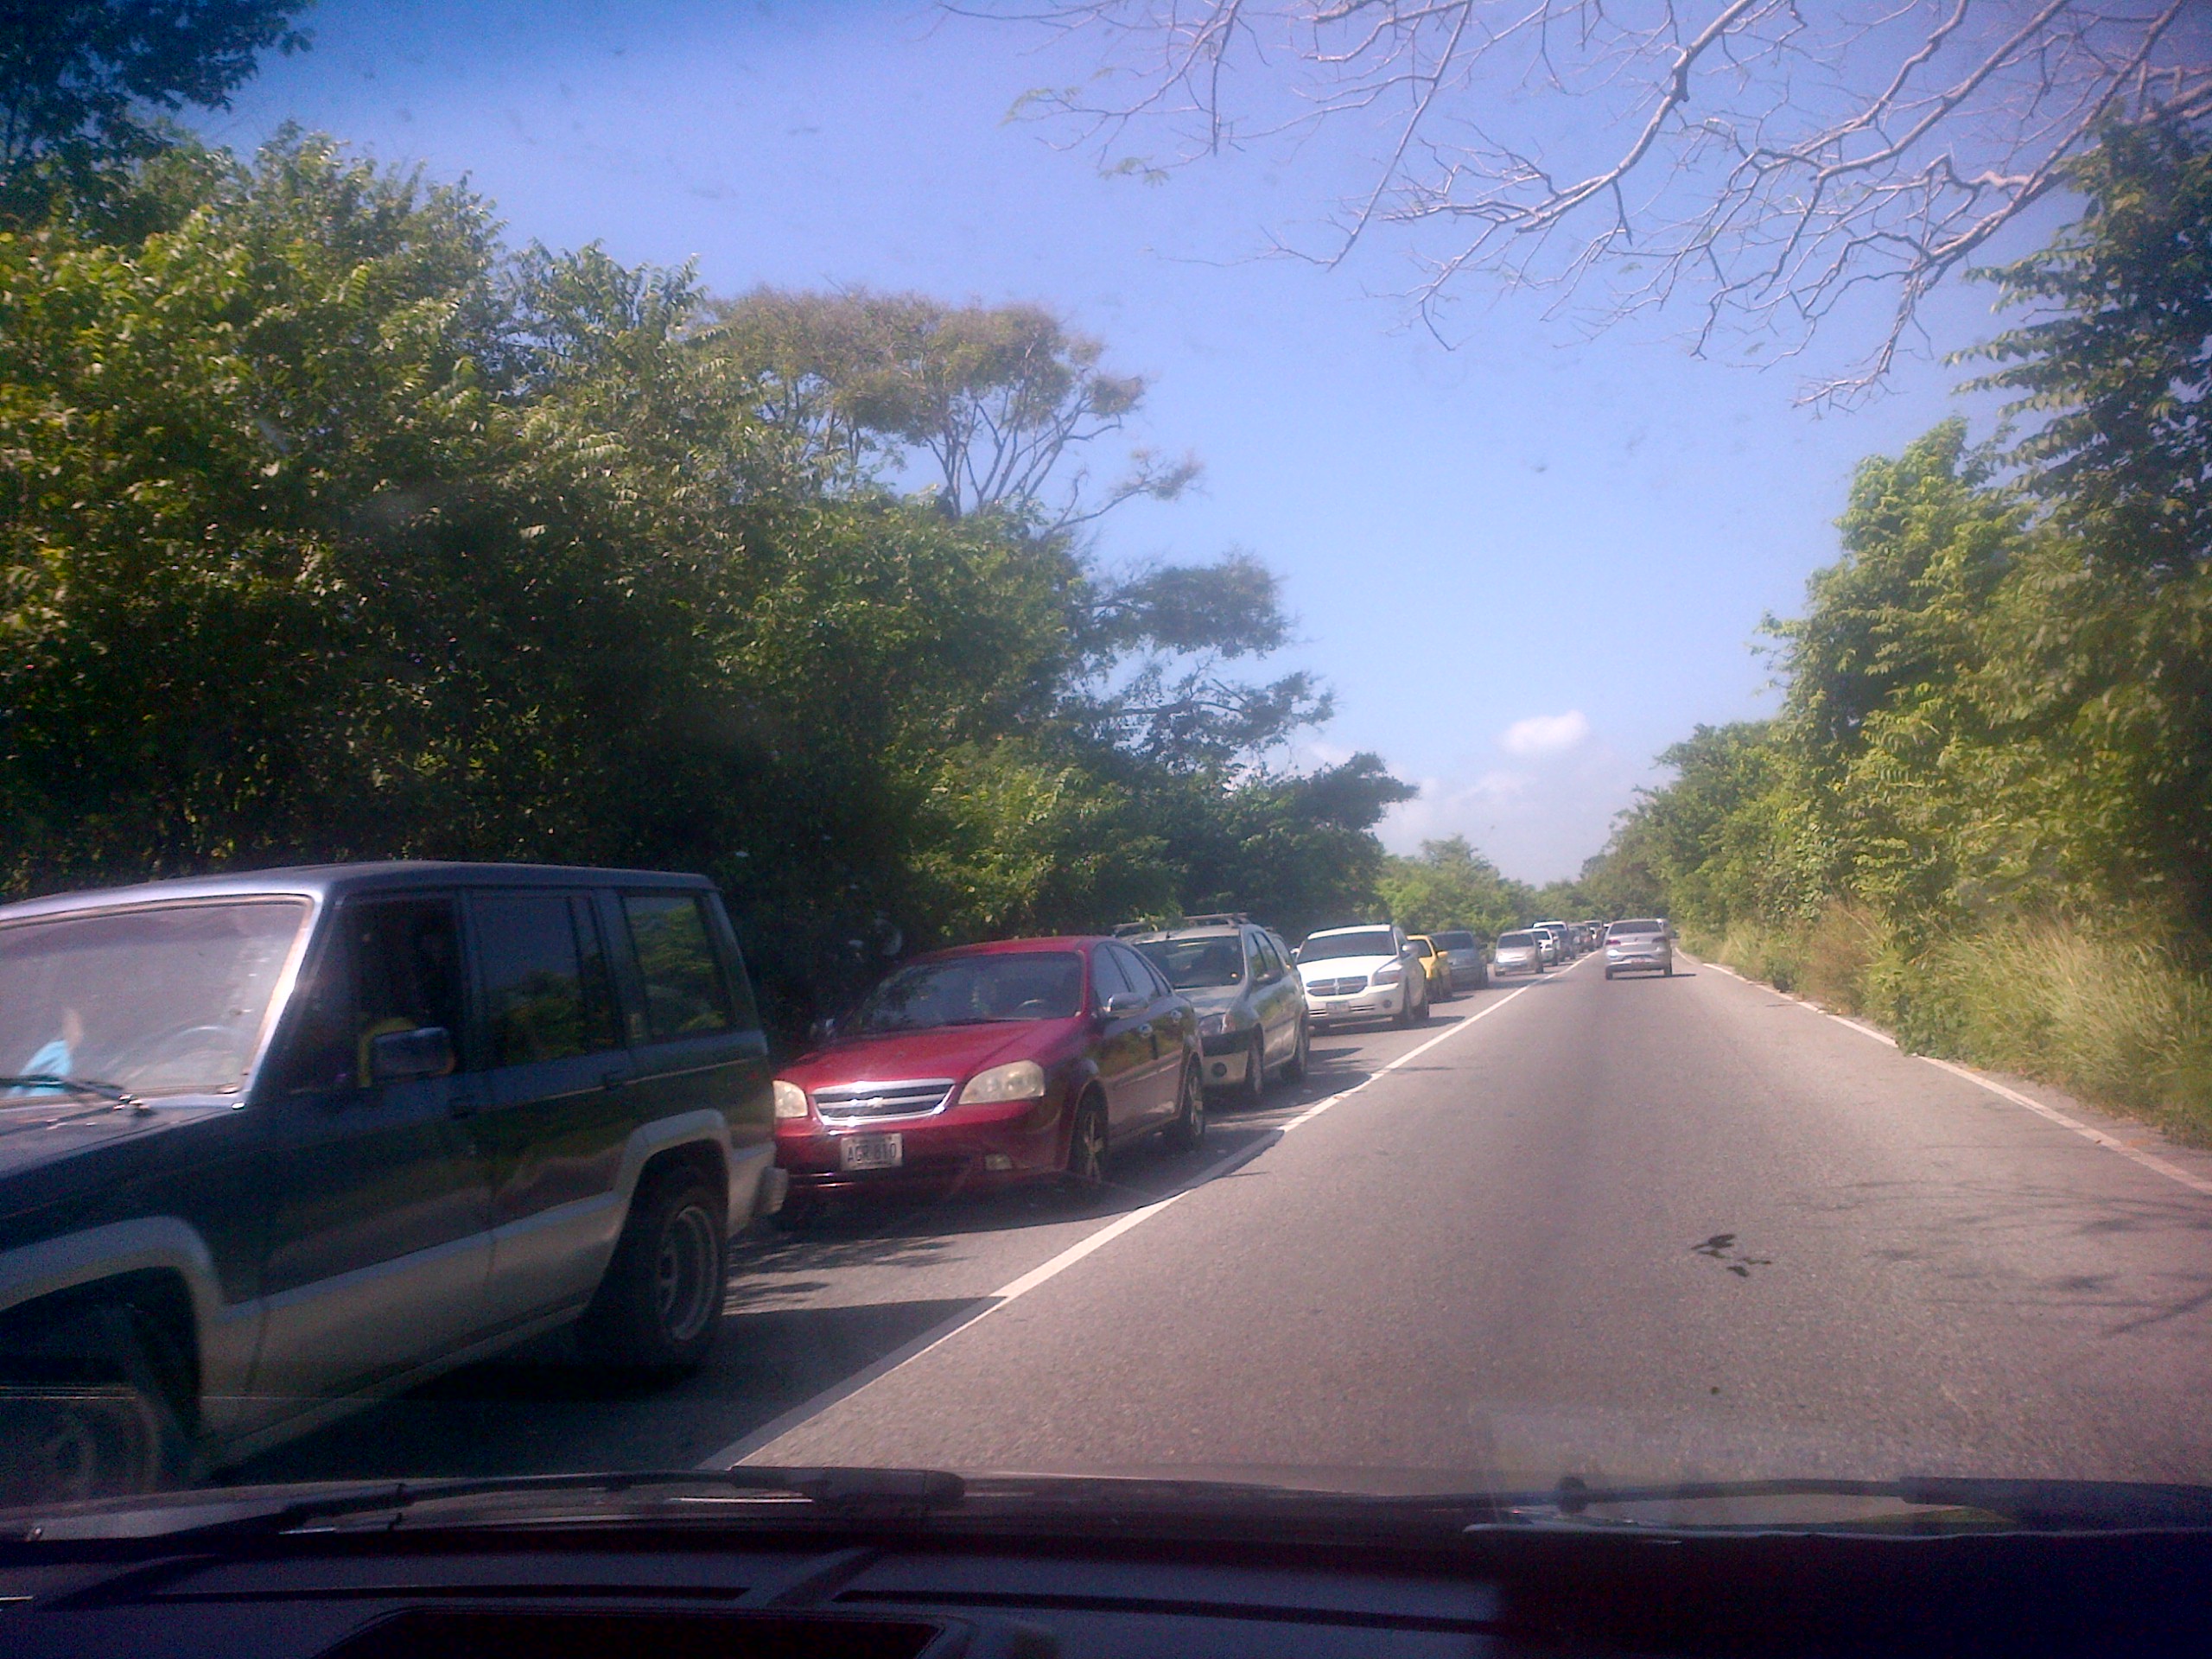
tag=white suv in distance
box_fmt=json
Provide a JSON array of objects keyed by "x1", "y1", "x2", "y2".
[
  {"x1": 1295, "y1": 925, "x2": 1429, "y2": 1029},
  {"x1": 1604, "y1": 918, "x2": 1675, "y2": 979}
]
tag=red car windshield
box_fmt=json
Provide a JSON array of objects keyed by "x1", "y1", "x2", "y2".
[{"x1": 850, "y1": 952, "x2": 1086, "y2": 1033}]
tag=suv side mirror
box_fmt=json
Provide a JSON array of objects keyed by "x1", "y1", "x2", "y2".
[{"x1": 368, "y1": 1026, "x2": 455, "y2": 1084}]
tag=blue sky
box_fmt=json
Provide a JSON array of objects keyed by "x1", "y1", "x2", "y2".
[{"x1": 204, "y1": 0, "x2": 2018, "y2": 882}]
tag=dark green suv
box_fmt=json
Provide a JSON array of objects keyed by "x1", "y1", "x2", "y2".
[{"x1": 0, "y1": 862, "x2": 779, "y2": 1505}]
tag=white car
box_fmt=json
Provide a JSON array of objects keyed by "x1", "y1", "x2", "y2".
[{"x1": 1294, "y1": 924, "x2": 1430, "y2": 1029}]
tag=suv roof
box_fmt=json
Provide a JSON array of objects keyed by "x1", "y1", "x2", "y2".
[{"x1": 0, "y1": 860, "x2": 715, "y2": 926}]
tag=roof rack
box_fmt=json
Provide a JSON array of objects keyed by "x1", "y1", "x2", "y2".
[{"x1": 1111, "y1": 912, "x2": 1250, "y2": 938}]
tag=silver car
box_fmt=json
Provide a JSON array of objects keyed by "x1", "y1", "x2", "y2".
[
  {"x1": 1492, "y1": 929, "x2": 1545, "y2": 976},
  {"x1": 1127, "y1": 916, "x2": 1309, "y2": 1103},
  {"x1": 1604, "y1": 918, "x2": 1675, "y2": 978},
  {"x1": 1430, "y1": 930, "x2": 1491, "y2": 993}
]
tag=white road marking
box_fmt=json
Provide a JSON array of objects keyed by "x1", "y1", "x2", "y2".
[
  {"x1": 702, "y1": 976, "x2": 1548, "y2": 1469},
  {"x1": 1916, "y1": 1054, "x2": 2212, "y2": 1198},
  {"x1": 1681, "y1": 952, "x2": 2212, "y2": 1200}
]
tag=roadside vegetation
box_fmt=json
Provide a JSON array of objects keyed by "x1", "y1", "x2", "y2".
[
  {"x1": 1585, "y1": 121, "x2": 2212, "y2": 1143},
  {"x1": 0, "y1": 14, "x2": 1410, "y2": 1038}
]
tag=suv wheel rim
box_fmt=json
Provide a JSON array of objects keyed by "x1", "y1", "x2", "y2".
[{"x1": 654, "y1": 1202, "x2": 720, "y2": 1344}]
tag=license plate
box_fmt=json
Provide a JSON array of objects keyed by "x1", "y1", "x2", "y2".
[{"x1": 839, "y1": 1133, "x2": 903, "y2": 1172}]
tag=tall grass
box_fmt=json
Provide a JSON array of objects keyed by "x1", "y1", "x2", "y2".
[{"x1": 1692, "y1": 907, "x2": 2212, "y2": 1147}]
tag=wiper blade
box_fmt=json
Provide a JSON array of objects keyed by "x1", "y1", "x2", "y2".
[
  {"x1": 5, "y1": 1466, "x2": 969, "y2": 1543},
  {"x1": 0, "y1": 1074, "x2": 143, "y2": 1111},
  {"x1": 1472, "y1": 1476, "x2": 2212, "y2": 1535}
]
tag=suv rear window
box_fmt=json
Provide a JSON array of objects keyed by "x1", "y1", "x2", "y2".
[
  {"x1": 622, "y1": 893, "x2": 734, "y2": 1041},
  {"x1": 476, "y1": 893, "x2": 619, "y2": 1065},
  {"x1": 1497, "y1": 931, "x2": 1536, "y2": 947},
  {"x1": 1434, "y1": 931, "x2": 1476, "y2": 950}
]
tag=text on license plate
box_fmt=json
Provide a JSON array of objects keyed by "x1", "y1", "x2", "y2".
[{"x1": 839, "y1": 1133, "x2": 903, "y2": 1172}]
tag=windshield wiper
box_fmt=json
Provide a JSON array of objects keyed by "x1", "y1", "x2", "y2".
[
  {"x1": 0, "y1": 1074, "x2": 143, "y2": 1112},
  {"x1": 4, "y1": 1467, "x2": 970, "y2": 1544}
]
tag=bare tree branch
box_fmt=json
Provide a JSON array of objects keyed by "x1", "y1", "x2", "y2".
[{"x1": 966, "y1": 0, "x2": 2212, "y2": 400}]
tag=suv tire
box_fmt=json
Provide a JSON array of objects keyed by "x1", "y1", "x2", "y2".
[
  {"x1": 1283, "y1": 1018, "x2": 1309, "y2": 1084},
  {"x1": 0, "y1": 1300, "x2": 192, "y2": 1508},
  {"x1": 578, "y1": 1167, "x2": 728, "y2": 1376}
]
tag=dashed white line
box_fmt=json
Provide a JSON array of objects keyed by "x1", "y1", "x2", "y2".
[{"x1": 703, "y1": 976, "x2": 1550, "y2": 1469}]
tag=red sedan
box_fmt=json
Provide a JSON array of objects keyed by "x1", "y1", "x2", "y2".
[{"x1": 773, "y1": 936, "x2": 1205, "y2": 1211}]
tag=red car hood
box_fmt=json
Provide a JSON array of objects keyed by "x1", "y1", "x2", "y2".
[{"x1": 783, "y1": 1020, "x2": 1075, "y2": 1088}]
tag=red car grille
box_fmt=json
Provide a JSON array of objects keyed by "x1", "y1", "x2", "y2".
[{"x1": 812, "y1": 1077, "x2": 956, "y2": 1121}]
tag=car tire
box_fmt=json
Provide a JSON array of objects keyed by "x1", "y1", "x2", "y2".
[
  {"x1": 1664, "y1": 962, "x2": 1675, "y2": 977},
  {"x1": 1605, "y1": 968, "x2": 1615, "y2": 979},
  {"x1": 577, "y1": 1166, "x2": 728, "y2": 1376},
  {"x1": 1165, "y1": 1061, "x2": 1208, "y2": 1152},
  {"x1": 1062, "y1": 1091, "x2": 1108, "y2": 1194},
  {"x1": 1237, "y1": 1034, "x2": 1266, "y2": 1107},
  {"x1": 1394, "y1": 990, "x2": 1415, "y2": 1027},
  {"x1": 0, "y1": 1300, "x2": 193, "y2": 1509},
  {"x1": 1283, "y1": 1018, "x2": 1309, "y2": 1084}
]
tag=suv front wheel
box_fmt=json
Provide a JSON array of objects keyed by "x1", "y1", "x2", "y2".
[{"x1": 578, "y1": 1167, "x2": 728, "y2": 1376}]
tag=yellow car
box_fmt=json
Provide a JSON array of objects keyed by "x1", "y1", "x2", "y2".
[{"x1": 1406, "y1": 935, "x2": 1453, "y2": 1002}]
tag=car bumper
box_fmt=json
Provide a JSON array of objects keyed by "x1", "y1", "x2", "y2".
[
  {"x1": 1606, "y1": 950, "x2": 1672, "y2": 974},
  {"x1": 1447, "y1": 965, "x2": 1486, "y2": 990},
  {"x1": 1305, "y1": 982, "x2": 1408, "y2": 1026},
  {"x1": 1199, "y1": 1032, "x2": 1257, "y2": 1087},
  {"x1": 777, "y1": 1095, "x2": 1065, "y2": 1198}
]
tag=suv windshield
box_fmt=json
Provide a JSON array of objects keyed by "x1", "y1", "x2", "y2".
[
  {"x1": 850, "y1": 952, "x2": 1084, "y2": 1033},
  {"x1": 1135, "y1": 937, "x2": 1244, "y2": 988},
  {"x1": 1434, "y1": 932, "x2": 1477, "y2": 950},
  {"x1": 0, "y1": 901, "x2": 308, "y2": 1100},
  {"x1": 1297, "y1": 930, "x2": 1397, "y2": 963}
]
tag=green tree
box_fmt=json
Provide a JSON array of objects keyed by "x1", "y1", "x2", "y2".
[
  {"x1": 1377, "y1": 836, "x2": 1529, "y2": 939},
  {"x1": 2, "y1": 1, "x2": 310, "y2": 224},
  {"x1": 1959, "y1": 118, "x2": 2212, "y2": 581}
]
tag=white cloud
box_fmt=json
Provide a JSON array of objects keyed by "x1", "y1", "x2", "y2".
[{"x1": 1500, "y1": 709, "x2": 1592, "y2": 759}]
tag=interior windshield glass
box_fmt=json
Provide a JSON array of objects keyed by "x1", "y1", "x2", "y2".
[
  {"x1": 1, "y1": 0, "x2": 2205, "y2": 1552},
  {"x1": 1135, "y1": 937, "x2": 1243, "y2": 988},
  {"x1": 850, "y1": 953, "x2": 1084, "y2": 1032},
  {"x1": 0, "y1": 901, "x2": 308, "y2": 1100}
]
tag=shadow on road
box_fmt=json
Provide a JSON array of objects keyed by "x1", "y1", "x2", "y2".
[{"x1": 226, "y1": 1294, "x2": 989, "y2": 1484}]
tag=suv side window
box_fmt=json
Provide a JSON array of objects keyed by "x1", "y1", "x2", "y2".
[
  {"x1": 474, "y1": 892, "x2": 620, "y2": 1066},
  {"x1": 1251, "y1": 933, "x2": 1283, "y2": 981},
  {"x1": 620, "y1": 893, "x2": 734, "y2": 1042},
  {"x1": 278, "y1": 896, "x2": 467, "y2": 1092}
]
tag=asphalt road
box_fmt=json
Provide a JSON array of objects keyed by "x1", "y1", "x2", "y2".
[{"x1": 237, "y1": 950, "x2": 2212, "y2": 1491}]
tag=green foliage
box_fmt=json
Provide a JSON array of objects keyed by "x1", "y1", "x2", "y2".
[
  {"x1": 1, "y1": 1, "x2": 310, "y2": 224},
  {"x1": 1599, "y1": 118, "x2": 2212, "y2": 1137},
  {"x1": 1377, "y1": 836, "x2": 1531, "y2": 939},
  {"x1": 0, "y1": 130, "x2": 1405, "y2": 1039},
  {"x1": 702, "y1": 285, "x2": 1198, "y2": 529},
  {"x1": 1957, "y1": 117, "x2": 2212, "y2": 581}
]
